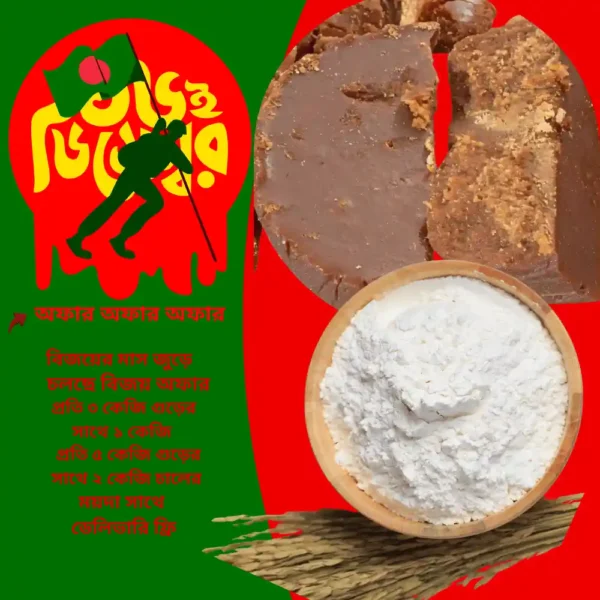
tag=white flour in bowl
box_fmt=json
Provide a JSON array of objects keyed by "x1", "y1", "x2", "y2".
[{"x1": 320, "y1": 276, "x2": 569, "y2": 525}]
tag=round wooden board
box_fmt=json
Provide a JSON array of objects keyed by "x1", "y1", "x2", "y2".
[{"x1": 305, "y1": 260, "x2": 583, "y2": 539}]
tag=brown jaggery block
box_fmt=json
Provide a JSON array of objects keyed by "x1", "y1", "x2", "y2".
[
  {"x1": 427, "y1": 16, "x2": 600, "y2": 303},
  {"x1": 255, "y1": 24, "x2": 439, "y2": 307},
  {"x1": 263, "y1": 47, "x2": 299, "y2": 123},
  {"x1": 296, "y1": 0, "x2": 495, "y2": 58},
  {"x1": 297, "y1": 0, "x2": 392, "y2": 58},
  {"x1": 399, "y1": 0, "x2": 429, "y2": 23},
  {"x1": 412, "y1": 0, "x2": 497, "y2": 52},
  {"x1": 316, "y1": 0, "x2": 389, "y2": 36}
]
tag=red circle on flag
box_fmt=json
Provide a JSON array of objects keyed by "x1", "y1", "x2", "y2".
[{"x1": 79, "y1": 56, "x2": 111, "y2": 85}]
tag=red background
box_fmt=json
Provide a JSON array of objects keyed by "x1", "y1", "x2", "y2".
[{"x1": 245, "y1": 0, "x2": 600, "y2": 598}]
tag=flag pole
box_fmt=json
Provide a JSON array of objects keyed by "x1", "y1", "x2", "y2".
[{"x1": 125, "y1": 33, "x2": 217, "y2": 263}]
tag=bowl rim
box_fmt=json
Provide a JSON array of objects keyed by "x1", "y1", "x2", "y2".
[{"x1": 305, "y1": 260, "x2": 583, "y2": 539}]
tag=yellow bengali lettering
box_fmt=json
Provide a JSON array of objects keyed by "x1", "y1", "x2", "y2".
[
  {"x1": 80, "y1": 89, "x2": 130, "y2": 128},
  {"x1": 52, "y1": 123, "x2": 90, "y2": 181},
  {"x1": 94, "y1": 131, "x2": 117, "y2": 198},
  {"x1": 108, "y1": 144, "x2": 121, "y2": 175},
  {"x1": 194, "y1": 123, "x2": 228, "y2": 175},
  {"x1": 185, "y1": 81, "x2": 222, "y2": 119},
  {"x1": 31, "y1": 104, "x2": 68, "y2": 193},
  {"x1": 93, "y1": 132, "x2": 132, "y2": 199},
  {"x1": 119, "y1": 122, "x2": 136, "y2": 145},
  {"x1": 155, "y1": 72, "x2": 187, "y2": 121},
  {"x1": 90, "y1": 124, "x2": 135, "y2": 199},
  {"x1": 31, "y1": 62, "x2": 229, "y2": 197}
]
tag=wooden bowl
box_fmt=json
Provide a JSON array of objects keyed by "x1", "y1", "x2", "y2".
[{"x1": 305, "y1": 260, "x2": 583, "y2": 539}]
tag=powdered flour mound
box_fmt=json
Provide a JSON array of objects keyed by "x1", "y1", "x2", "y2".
[{"x1": 320, "y1": 276, "x2": 568, "y2": 525}]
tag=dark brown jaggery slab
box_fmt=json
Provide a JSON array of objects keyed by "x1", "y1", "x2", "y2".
[
  {"x1": 296, "y1": 0, "x2": 392, "y2": 58},
  {"x1": 316, "y1": 0, "x2": 390, "y2": 36},
  {"x1": 255, "y1": 24, "x2": 439, "y2": 307},
  {"x1": 409, "y1": 0, "x2": 497, "y2": 52},
  {"x1": 294, "y1": 0, "x2": 494, "y2": 60},
  {"x1": 427, "y1": 16, "x2": 600, "y2": 303},
  {"x1": 555, "y1": 52, "x2": 600, "y2": 301}
]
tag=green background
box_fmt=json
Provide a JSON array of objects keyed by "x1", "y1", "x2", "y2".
[{"x1": 1, "y1": 1, "x2": 304, "y2": 597}]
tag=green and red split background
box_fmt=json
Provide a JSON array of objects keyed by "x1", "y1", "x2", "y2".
[{"x1": 1, "y1": 1, "x2": 599, "y2": 599}]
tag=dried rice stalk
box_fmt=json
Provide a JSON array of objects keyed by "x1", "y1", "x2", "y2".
[{"x1": 205, "y1": 495, "x2": 581, "y2": 599}]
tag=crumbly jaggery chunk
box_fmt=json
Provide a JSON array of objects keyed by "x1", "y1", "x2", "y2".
[
  {"x1": 296, "y1": 0, "x2": 391, "y2": 58},
  {"x1": 398, "y1": 0, "x2": 428, "y2": 23},
  {"x1": 427, "y1": 16, "x2": 600, "y2": 303},
  {"x1": 295, "y1": 0, "x2": 494, "y2": 60},
  {"x1": 317, "y1": 0, "x2": 389, "y2": 35},
  {"x1": 412, "y1": 0, "x2": 497, "y2": 52},
  {"x1": 255, "y1": 25, "x2": 439, "y2": 307}
]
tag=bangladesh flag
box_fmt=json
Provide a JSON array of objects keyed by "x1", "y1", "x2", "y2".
[{"x1": 43, "y1": 34, "x2": 145, "y2": 118}]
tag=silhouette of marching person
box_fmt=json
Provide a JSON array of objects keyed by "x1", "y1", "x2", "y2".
[{"x1": 67, "y1": 118, "x2": 192, "y2": 260}]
